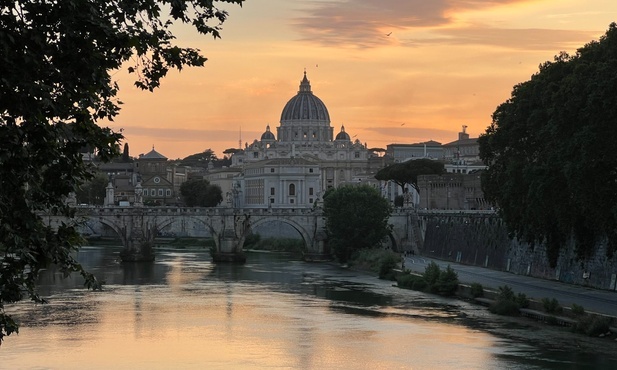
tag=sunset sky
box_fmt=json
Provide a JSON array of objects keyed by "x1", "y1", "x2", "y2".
[{"x1": 109, "y1": 0, "x2": 616, "y2": 160}]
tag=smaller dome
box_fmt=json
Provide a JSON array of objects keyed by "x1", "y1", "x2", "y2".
[
  {"x1": 260, "y1": 125, "x2": 276, "y2": 141},
  {"x1": 335, "y1": 125, "x2": 351, "y2": 141}
]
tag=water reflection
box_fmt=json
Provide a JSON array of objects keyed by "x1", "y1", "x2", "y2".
[{"x1": 1, "y1": 246, "x2": 616, "y2": 370}]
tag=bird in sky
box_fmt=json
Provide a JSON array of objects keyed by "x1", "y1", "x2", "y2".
[
  {"x1": 386, "y1": 32, "x2": 392, "y2": 36},
  {"x1": 401, "y1": 122, "x2": 405, "y2": 126}
]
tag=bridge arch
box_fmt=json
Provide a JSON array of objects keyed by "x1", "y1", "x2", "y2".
[{"x1": 248, "y1": 215, "x2": 315, "y2": 253}]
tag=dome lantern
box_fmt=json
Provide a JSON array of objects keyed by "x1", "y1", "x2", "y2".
[{"x1": 280, "y1": 72, "x2": 331, "y2": 127}]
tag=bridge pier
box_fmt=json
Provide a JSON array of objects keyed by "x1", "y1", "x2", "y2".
[
  {"x1": 118, "y1": 213, "x2": 156, "y2": 262},
  {"x1": 211, "y1": 214, "x2": 248, "y2": 263}
]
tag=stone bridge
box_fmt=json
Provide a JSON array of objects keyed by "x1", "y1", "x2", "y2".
[{"x1": 43, "y1": 206, "x2": 419, "y2": 262}]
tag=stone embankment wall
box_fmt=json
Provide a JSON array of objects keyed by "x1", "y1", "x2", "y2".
[{"x1": 420, "y1": 214, "x2": 617, "y2": 291}]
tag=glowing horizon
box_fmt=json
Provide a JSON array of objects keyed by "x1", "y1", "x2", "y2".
[{"x1": 108, "y1": 0, "x2": 616, "y2": 159}]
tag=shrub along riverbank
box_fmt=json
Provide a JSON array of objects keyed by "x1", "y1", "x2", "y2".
[{"x1": 346, "y1": 248, "x2": 616, "y2": 341}]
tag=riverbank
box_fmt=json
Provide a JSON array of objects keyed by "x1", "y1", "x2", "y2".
[{"x1": 339, "y1": 254, "x2": 617, "y2": 359}]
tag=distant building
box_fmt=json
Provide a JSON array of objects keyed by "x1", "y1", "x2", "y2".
[
  {"x1": 219, "y1": 72, "x2": 388, "y2": 209},
  {"x1": 386, "y1": 141, "x2": 443, "y2": 162},
  {"x1": 418, "y1": 173, "x2": 489, "y2": 210},
  {"x1": 442, "y1": 126, "x2": 486, "y2": 174}
]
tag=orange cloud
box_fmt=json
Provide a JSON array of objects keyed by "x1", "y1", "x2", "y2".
[{"x1": 292, "y1": 0, "x2": 540, "y2": 48}]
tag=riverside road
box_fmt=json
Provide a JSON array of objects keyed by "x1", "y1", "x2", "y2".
[{"x1": 403, "y1": 255, "x2": 617, "y2": 317}]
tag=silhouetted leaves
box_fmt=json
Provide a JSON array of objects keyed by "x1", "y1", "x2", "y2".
[
  {"x1": 375, "y1": 158, "x2": 445, "y2": 193},
  {"x1": 0, "y1": 0, "x2": 244, "y2": 344},
  {"x1": 479, "y1": 23, "x2": 617, "y2": 266},
  {"x1": 323, "y1": 185, "x2": 392, "y2": 263}
]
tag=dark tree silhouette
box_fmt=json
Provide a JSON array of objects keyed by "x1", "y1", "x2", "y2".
[{"x1": 479, "y1": 23, "x2": 617, "y2": 265}]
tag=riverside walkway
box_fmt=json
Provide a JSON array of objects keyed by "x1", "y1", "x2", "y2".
[{"x1": 403, "y1": 255, "x2": 617, "y2": 318}]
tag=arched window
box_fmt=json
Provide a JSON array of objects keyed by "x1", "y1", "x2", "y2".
[{"x1": 289, "y1": 183, "x2": 295, "y2": 196}]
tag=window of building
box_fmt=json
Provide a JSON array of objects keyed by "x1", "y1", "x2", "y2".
[
  {"x1": 158, "y1": 189, "x2": 163, "y2": 196},
  {"x1": 270, "y1": 198, "x2": 274, "y2": 204},
  {"x1": 309, "y1": 198, "x2": 313, "y2": 203},
  {"x1": 270, "y1": 168, "x2": 275, "y2": 173},
  {"x1": 289, "y1": 183, "x2": 295, "y2": 196},
  {"x1": 309, "y1": 168, "x2": 314, "y2": 173},
  {"x1": 309, "y1": 187, "x2": 314, "y2": 196},
  {"x1": 143, "y1": 189, "x2": 148, "y2": 196},
  {"x1": 253, "y1": 152, "x2": 259, "y2": 158},
  {"x1": 166, "y1": 189, "x2": 171, "y2": 196},
  {"x1": 354, "y1": 152, "x2": 360, "y2": 158},
  {"x1": 290, "y1": 199, "x2": 294, "y2": 204},
  {"x1": 270, "y1": 187, "x2": 275, "y2": 196}
]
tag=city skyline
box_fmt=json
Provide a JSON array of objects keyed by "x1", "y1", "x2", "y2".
[{"x1": 108, "y1": 0, "x2": 616, "y2": 159}]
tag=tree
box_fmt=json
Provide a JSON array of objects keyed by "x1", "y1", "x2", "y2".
[
  {"x1": 0, "y1": 0, "x2": 244, "y2": 344},
  {"x1": 75, "y1": 173, "x2": 109, "y2": 205},
  {"x1": 478, "y1": 23, "x2": 617, "y2": 266},
  {"x1": 323, "y1": 184, "x2": 392, "y2": 263},
  {"x1": 179, "y1": 149, "x2": 218, "y2": 167},
  {"x1": 122, "y1": 143, "x2": 131, "y2": 162},
  {"x1": 375, "y1": 158, "x2": 445, "y2": 194},
  {"x1": 180, "y1": 179, "x2": 223, "y2": 207}
]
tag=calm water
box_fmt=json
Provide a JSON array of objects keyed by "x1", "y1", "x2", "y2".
[{"x1": 1, "y1": 246, "x2": 616, "y2": 369}]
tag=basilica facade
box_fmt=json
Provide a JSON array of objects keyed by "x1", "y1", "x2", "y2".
[{"x1": 221, "y1": 72, "x2": 387, "y2": 209}]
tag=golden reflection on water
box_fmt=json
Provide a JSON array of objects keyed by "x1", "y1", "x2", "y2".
[
  {"x1": 4, "y1": 287, "x2": 498, "y2": 369},
  {"x1": 0, "y1": 250, "x2": 537, "y2": 369}
]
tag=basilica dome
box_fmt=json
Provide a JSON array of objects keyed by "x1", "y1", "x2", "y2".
[
  {"x1": 280, "y1": 72, "x2": 331, "y2": 126},
  {"x1": 260, "y1": 125, "x2": 276, "y2": 141},
  {"x1": 335, "y1": 125, "x2": 351, "y2": 141}
]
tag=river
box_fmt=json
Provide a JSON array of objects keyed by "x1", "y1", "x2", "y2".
[{"x1": 1, "y1": 245, "x2": 616, "y2": 369}]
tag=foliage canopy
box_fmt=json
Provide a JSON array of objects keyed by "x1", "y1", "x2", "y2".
[
  {"x1": 323, "y1": 184, "x2": 392, "y2": 263},
  {"x1": 0, "y1": 0, "x2": 243, "y2": 344},
  {"x1": 478, "y1": 23, "x2": 617, "y2": 266},
  {"x1": 375, "y1": 158, "x2": 445, "y2": 194},
  {"x1": 180, "y1": 179, "x2": 223, "y2": 207},
  {"x1": 75, "y1": 173, "x2": 109, "y2": 205}
]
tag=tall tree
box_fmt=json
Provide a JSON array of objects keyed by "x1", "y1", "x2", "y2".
[
  {"x1": 0, "y1": 0, "x2": 244, "y2": 344},
  {"x1": 478, "y1": 23, "x2": 617, "y2": 266},
  {"x1": 180, "y1": 179, "x2": 223, "y2": 207},
  {"x1": 122, "y1": 143, "x2": 130, "y2": 162},
  {"x1": 375, "y1": 158, "x2": 445, "y2": 194},
  {"x1": 323, "y1": 185, "x2": 392, "y2": 263}
]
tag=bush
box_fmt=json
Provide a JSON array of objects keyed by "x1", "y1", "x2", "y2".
[
  {"x1": 516, "y1": 293, "x2": 530, "y2": 308},
  {"x1": 435, "y1": 265, "x2": 459, "y2": 296},
  {"x1": 496, "y1": 285, "x2": 515, "y2": 302},
  {"x1": 379, "y1": 253, "x2": 399, "y2": 280},
  {"x1": 470, "y1": 283, "x2": 484, "y2": 298},
  {"x1": 489, "y1": 299, "x2": 521, "y2": 316},
  {"x1": 412, "y1": 279, "x2": 428, "y2": 291},
  {"x1": 350, "y1": 249, "x2": 398, "y2": 273},
  {"x1": 489, "y1": 285, "x2": 521, "y2": 316},
  {"x1": 541, "y1": 298, "x2": 563, "y2": 314},
  {"x1": 247, "y1": 237, "x2": 304, "y2": 253},
  {"x1": 397, "y1": 274, "x2": 424, "y2": 290},
  {"x1": 423, "y1": 262, "x2": 441, "y2": 286},
  {"x1": 571, "y1": 303, "x2": 585, "y2": 316},
  {"x1": 243, "y1": 233, "x2": 261, "y2": 248},
  {"x1": 573, "y1": 315, "x2": 612, "y2": 337}
]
